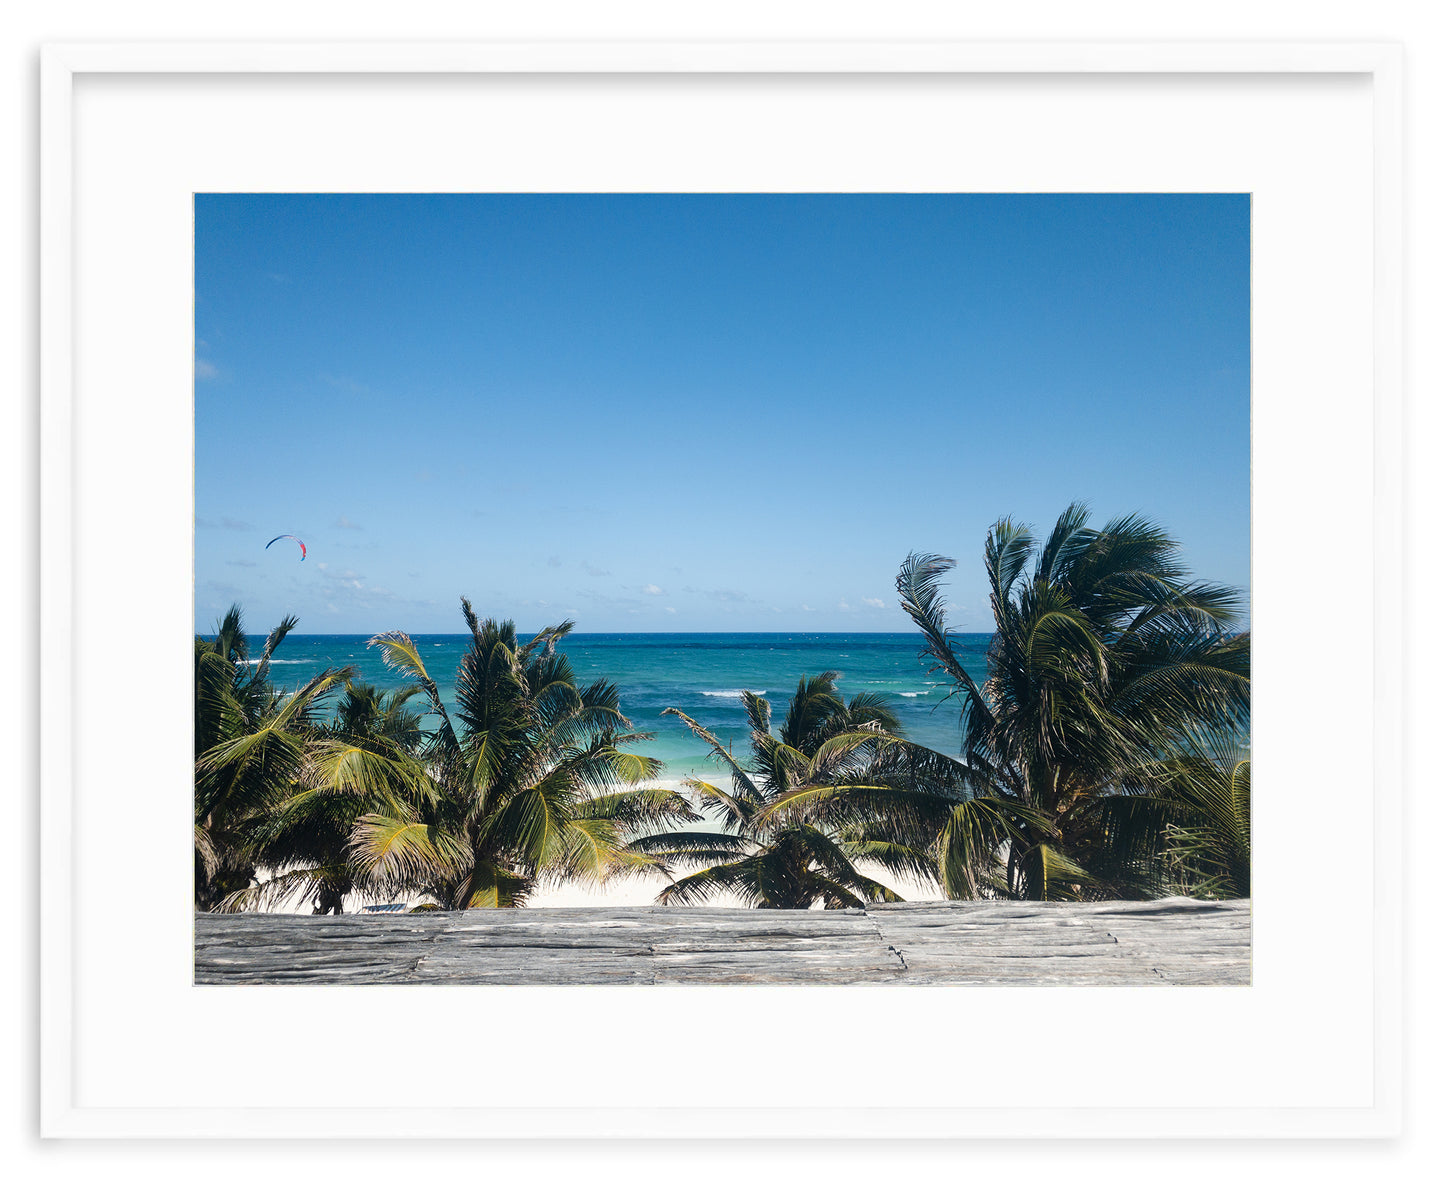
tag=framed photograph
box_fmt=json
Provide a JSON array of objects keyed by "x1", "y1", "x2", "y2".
[{"x1": 39, "y1": 40, "x2": 1401, "y2": 1138}]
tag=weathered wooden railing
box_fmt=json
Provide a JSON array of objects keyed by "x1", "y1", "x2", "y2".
[{"x1": 195, "y1": 898, "x2": 1250, "y2": 985}]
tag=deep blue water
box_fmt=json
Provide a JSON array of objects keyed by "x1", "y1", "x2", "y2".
[{"x1": 242, "y1": 631, "x2": 990, "y2": 783}]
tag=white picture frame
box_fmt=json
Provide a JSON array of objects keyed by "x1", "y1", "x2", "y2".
[{"x1": 39, "y1": 39, "x2": 1402, "y2": 1139}]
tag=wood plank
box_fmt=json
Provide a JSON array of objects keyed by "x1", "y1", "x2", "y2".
[{"x1": 195, "y1": 899, "x2": 1251, "y2": 986}]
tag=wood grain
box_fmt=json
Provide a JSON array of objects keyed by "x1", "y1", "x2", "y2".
[{"x1": 195, "y1": 898, "x2": 1250, "y2": 986}]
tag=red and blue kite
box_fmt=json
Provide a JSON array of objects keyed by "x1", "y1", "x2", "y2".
[{"x1": 265, "y1": 534, "x2": 306, "y2": 561}]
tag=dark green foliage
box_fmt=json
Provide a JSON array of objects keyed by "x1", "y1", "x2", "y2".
[
  {"x1": 895, "y1": 504, "x2": 1251, "y2": 900},
  {"x1": 655, "y1": 672, "x2": 947, "y2": 908},
  {"x1": 198, "y1": 599, "x2": 696, "y2": 914},
  {"x1": 352, "y1": 598, "x2": 696, "y2": 908},
  {"x1": 193, "y1": 606, "x2": 352, "y2": 911},
  {"x1": 226, "y1": 681, "x2": 436, "y2": 914}
]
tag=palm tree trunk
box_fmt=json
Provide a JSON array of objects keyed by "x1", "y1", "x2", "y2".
[{"x1": 314, "y1": 880, "x2": 346, "y2": 915}]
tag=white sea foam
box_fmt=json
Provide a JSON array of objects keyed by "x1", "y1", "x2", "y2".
[
  {"x1": 701, "y1": 689, "x2": 766, "y2": 698},
  {"x1": 244, "y1": 658, "x2": 311, "y2": 664},
  {"x1": 899, "y1": 691, "x2": 928, "y2": 697}
]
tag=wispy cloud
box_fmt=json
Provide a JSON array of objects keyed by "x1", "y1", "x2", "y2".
[
  {"x1": 334, "y1": 515, "x2": 363, "y2": 530},
  {"x1": 197, "y1": 516, "x2": 253, "y2": 532},
  {"x1": 664, "y1": 606, "x2": 677, "y2": 614},
  {"x1": 684, "y1": 585, "x2": 753, "y2": 603},
  {"x1": 547, "y1": 556, "x2": 563, "y2": 568},
  {"x1": 575, "y1": 587, "x2": 642, "y2": 609},
  {"x1": 642, "y1": 584, "x2": 664, "y2": 595},
  {"x1": 194, "y1": 358, "x2": 219, "y2": 380},
  {"x1": 316, "y1": 561, "x2": 359, "y2": 588},
  {"x1": 226, "y1": 559, "x2": 258, "y2": 568},
  {"x1": 862, "y1": 597, "x2": 886, "y2": 609},
  {"x1": 582, "y1": 561, "x2": 611, "y2": 578},
  {"x1": 837, "y1": 599, "x2": 853, "y2": 612},
  {"x1": 309, "y1": 561, "x2": 427, "y2": 617}
]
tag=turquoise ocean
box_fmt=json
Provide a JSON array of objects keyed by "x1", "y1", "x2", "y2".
[{"x1": 251, "y1": 632, "x2": 989, "y2": 784}]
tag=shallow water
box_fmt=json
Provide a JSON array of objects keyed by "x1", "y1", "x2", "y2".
[{"x1": 249, "y1": 630, "x2": 988, "y2": 780}]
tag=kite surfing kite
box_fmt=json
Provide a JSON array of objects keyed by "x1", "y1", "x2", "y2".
[{"x1": 265, "y1": 534, "x2": 307, "y2": 561}]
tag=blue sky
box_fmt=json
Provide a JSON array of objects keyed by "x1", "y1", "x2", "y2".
[{"x1": 195, "y1": 194, "x2": 1250, "y2": 635}]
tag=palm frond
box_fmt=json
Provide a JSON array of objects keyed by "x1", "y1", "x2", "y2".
[
  {"x1": 656, "y1": 860, "x2": 771, "y2": 907},
  {"x1": 1019, "y1": 842, "x2": 1104, "y2": 902},
  {"x1": 662, "y1": 707, "x2": 763, "y2": 804},
  {"x1": 306, "y1": 738, "x2": 433, "y2": 810},
  {"x1": 368, "y1": 631, "x2": 460, "y2": 754},
  {"x1": 575, "y1": 788, "x2": 699, "y2": 833},
  {"x1": 216, "y1": 865, "x2": 361, "y2": 914},
  {"x1": 348, "y1": 814, "x2": 470, "y2": 894},
  {"x1": 895, "y1": 552, "x2": 996, "y2": 738},
  {"x1": 454, "y1": 862, "x2": 534, "y2": 909}
]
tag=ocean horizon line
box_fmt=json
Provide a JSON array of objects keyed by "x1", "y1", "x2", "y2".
[{"x1": 205, "y1": 628, "x2": 999, "y2": 639}]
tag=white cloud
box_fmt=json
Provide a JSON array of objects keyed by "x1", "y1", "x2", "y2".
[
  {"x1": 642, "y1": 584, "x2": 663, "y2": 595},
  {"x1": 316, "y1": 562, "x2": 397, "y2": 600},
  {"x1": 801, "y1": 604, "x2": 815, "y2": 613},
  {"x1": 837, "y1": 599, "x2": 853, "y2": 611},
  {"x1": 664, "y1": 606, "x2": 677, "y2": 614},
  {"x1": 862, "y1": 597, "x2": 886, "y2": 609},
  {"x1": 194, "y1": 358, "x2": 218, "y2": 380},
  {"x1": 335, "y1": 515, "x2": 362, "y2": 530}
]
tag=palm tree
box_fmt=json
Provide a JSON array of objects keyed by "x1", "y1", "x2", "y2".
[
  {"x1": 648, "y1": 673, "x2": 946, "y2": 908},
  {"x1": 349, "y1": 598, "x2": 696, "y2": 908},
  {"x1": 194, "y1": 606, "x2": 353, "y2": 910},
  {"x1": 894, "y1": 504, "x2": 1250, "y2": 900},
  {"x1": 220, "y1": 681, "x2": 437, "y2": 914},
  {"x1": 1096, "y1": 726, "x2": 1251, "y2": 899}
]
